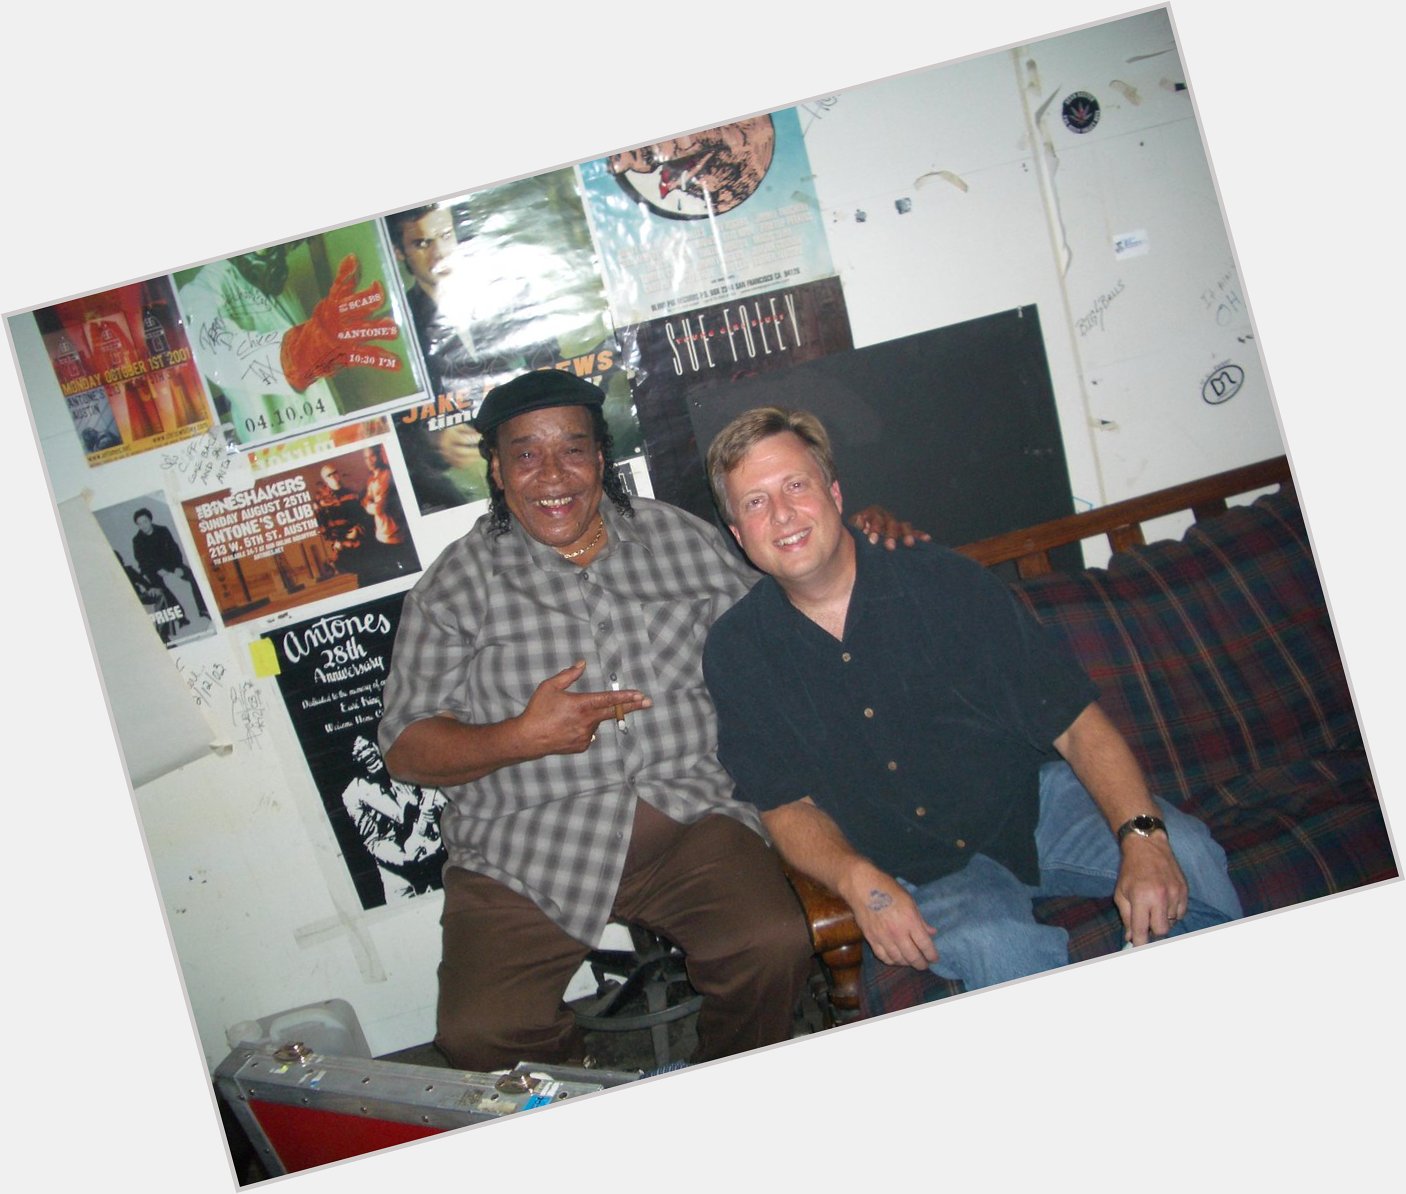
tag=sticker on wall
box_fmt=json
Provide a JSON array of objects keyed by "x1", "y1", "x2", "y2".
[
  {"x1": 1113, "y1": 230, "x2": 1150, "y2": 260},
  {"x1": 1062, "y1": 91, "x2": 1101, "y2": 133}
]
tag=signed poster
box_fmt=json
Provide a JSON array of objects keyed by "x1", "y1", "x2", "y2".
[
  {"x1": 262, "y1": 592, "x2": 446, "y2": 910},
  {"x1": 179, "y1": 443, "x2": 420, "y2": 628},
  {"x1": 174, "y1": 223, "x2": 421, "y2": 448},
  {"x1": 33, "y1": 277, "x2": 214, "y2": 466},
  {"x1": 578, "y1": 107, "x2": 835, "y2": 325}
]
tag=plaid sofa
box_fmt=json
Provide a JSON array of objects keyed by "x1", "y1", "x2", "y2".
[{"x1": 861, "y1": 488, "x2": 1396, "y2": 1015}]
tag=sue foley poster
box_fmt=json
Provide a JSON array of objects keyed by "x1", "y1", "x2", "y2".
[
  {"x1": 620, "y1": 274, "x2": 853, "y2": 520},
  {"x1": 32, "y1": 276, "x2": 213, "y2": 467},
  {"x1": 263, "y1": 591, "x2": 446, "y2": 910},
  {"x1": 179, "y1": 443, "x2": 421, "y2": 627},
  {"x1": 174, "y1": 222, "x2": 421, "y2": 449}
]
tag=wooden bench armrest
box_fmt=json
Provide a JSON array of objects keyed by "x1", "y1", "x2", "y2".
[{"x1": 783, "y1": 864, "x2": 865, "y2": 1017}]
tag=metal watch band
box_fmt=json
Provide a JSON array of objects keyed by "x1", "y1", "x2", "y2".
[{"x1": 1116, "y1": 814, "x2": 1168, "y2": 844}]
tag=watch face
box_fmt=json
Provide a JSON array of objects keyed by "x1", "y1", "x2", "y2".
[{"x1": 1119, "y1": 814, "x2": 1167, "y2": 843}]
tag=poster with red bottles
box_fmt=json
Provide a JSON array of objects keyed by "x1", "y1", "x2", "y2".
[{"x1": 32, "y1": 276, "x2": 215, "y2": 467}]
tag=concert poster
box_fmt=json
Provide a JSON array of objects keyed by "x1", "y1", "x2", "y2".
[
  {"x1": 577, "y1": 107, "x2": 836, "y2": 326},
  {"x1": 383, "y1": 168, "x2": 643, "y2": 486},
  {"x1": 619, "y1": 274, "x2": 854, "y2": 521},
  {"x1": 33, "y1": 277, "x2": 214, "y2": 467},
  {"x1": 173, "y1": 222, "x2": 421, "y2": 449},
  {"x1": 262, "y1": 591, "x2": 446, "y2": 910},
  {"x1": 94, "y1": 491, "x2": 218, "y2": 650},
  {"x1": 178, "y1": 443, "x2": 421, "y2": 628}
]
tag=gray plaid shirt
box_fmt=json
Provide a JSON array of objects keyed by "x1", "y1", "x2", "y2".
[{"x1": 378, "y1": 497, "x2": 766, "y2": 944}]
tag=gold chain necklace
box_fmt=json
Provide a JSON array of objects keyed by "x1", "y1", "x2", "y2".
[{"x1": 558, "y1": 515, "x2": 605, "y2": 560}]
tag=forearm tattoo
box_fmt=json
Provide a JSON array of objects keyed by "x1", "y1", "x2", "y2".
[{"x1": 867, "y1": 889, "x2": 894, "y2": 912}]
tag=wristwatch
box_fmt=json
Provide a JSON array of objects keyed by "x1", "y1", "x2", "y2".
[{"x1": 1116, "y1": 814, "x2": 1168, "y2": 845}]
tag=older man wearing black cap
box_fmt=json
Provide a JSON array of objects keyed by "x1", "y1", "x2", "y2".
[{"x1": 378, "y1": 369, "x2": 822, "y2": 1071}]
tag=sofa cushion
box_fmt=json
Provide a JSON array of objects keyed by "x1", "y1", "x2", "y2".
[
  {"x1": 1012, "y1": 490, "x2": 1357, "y2": 807},
  {"x1": 1199, "y1": 751, "x2": 1393, "y2": 915}
]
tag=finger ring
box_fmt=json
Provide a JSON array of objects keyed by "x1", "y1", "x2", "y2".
[{"x1": 590, "y1": 733, "x2": 597, "y2": 744}]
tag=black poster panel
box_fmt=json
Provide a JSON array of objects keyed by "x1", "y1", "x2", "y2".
[{"x1": 264, "y1": 591, "x2": 446, "y2": 910}]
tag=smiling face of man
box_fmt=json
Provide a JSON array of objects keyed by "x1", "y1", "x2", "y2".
[
  {"x1": 723, "y1": 429, "x2": 850, "y2": 595},
  {"x1": 489, "y1": 404, "x2": 605, "y2": 556}
]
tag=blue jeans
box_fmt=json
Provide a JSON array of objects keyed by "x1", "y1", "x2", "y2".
[{"x1": 898, "y1": 762, "x2": 1243, "y2": 991}]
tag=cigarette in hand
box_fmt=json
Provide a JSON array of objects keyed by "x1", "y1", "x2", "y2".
[{"x1": 611, "y1": 679, "x2": 625, "y2": 725}]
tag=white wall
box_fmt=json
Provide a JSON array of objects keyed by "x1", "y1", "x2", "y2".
[
  {"x1": 805, "y1": 7, "x2": 1279, "y2": 523},
  {"x1": 7, "y1": 9, "x2": 1283, "y2": 1074}
]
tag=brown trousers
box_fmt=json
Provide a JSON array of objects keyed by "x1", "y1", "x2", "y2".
[{"x1": 435, "y1": 801, "x2": 813, "y2": 1071}]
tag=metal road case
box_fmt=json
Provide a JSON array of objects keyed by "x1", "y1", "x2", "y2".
[{"x1": 215, "y1": 1042, "x2": 642, "y2": 1178}]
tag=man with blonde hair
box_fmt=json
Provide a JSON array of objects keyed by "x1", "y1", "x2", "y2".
[{"x1": 702, "y1": 406, "x2": 1241, "y2": 990}]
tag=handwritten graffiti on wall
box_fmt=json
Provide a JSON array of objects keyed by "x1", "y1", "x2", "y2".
[{"x1": 1202, "y1": 362, "x2": 1245, "y2": 405}]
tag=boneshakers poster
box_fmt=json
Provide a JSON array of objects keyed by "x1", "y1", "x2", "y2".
[{"x1": 179, "y1": 443, "x2": 420, "y2": 627}]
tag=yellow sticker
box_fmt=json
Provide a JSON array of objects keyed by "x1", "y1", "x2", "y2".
[{"x1": 249, "y1": 638, "x2": 280, "y2": 677}]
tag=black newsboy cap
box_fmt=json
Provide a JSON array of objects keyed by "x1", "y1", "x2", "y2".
[{"x1": 472, "y1": 370, "x2": 605, "y2": 436}]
